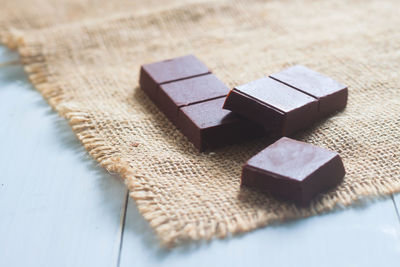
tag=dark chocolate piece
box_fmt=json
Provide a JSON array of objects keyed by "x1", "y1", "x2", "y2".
[
  {"x1": 241, "y1": 137, "x2": 345, "y2": 205},
  {"x1": 158, "y1": 74, "x2": 229, "y2": 126},
  {"x1": 179, "y1": 98, "x2": 265, "y2": 151},
  {"x1": 223, "y1": 77, "x2": 318, "y2": 136},
  {"x1": 139, "y1": 56, "x2": 265, "y2": 151},
  {"x1": 270, "y1": 65, "x2": 348, "y2": 118},
  {"x1": 139, "y1": 55, "x2": 210, "y2": 102}
]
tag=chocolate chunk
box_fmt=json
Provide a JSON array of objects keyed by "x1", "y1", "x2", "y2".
[
  {"x1": 139, "y1": 55, "x2": 210, "y2": 102},
  {"x1": 223, "y1": 77, "x2": 318, "y2": 136},
  {"x1": 270, "y1": 65, "x2": 348, "y2": 118},
  {"x1": 139, "y1": 56, "x2": 265, "y2": 151},
  {"x1": 179, "y1": 98, "x2": 265, "y2": 151},
  {"x1": 158, "y1": 74, "x2": 229, "y2": 126},
  {"x1": 241, "y1": 137, "x2": 345, "y2": 205}
]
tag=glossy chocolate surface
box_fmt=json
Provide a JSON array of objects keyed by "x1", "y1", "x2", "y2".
[
  {"x1": 270, "y1": 65, "x2": 348, "y2": 117},
  {"x1": 142, "y1": 55, "x2": 210, "y2": 84},
  {"x1": 241, "y1": 137, "x2": 345, "y2": 205},
  {"x1": 139, "y1": 55, "x2": 210, "y2": 101},
  {"x1": 179, "y1": 98, "x2": 265, "y2": 151},
  {"x1": 158, "y1": 74, "x2": 229, "y2": 125},
  {"x1": 223, "y1": 77, "x2": 318, "y2": 136}
]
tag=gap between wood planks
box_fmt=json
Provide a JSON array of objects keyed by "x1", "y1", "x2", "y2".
[
  {"x1": 115, "y1": 189, "x2": 129, "y2": 267},
  {"x1": 391, "y1": 195, "x2": 400, "y2": 225}
]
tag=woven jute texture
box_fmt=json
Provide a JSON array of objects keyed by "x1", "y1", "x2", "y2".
[{"x1": 1, "y1": 0, "x2": 399, "y2": 246}]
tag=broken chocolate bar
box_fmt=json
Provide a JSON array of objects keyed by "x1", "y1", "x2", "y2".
[
  {"x1": 223, "y1": 77, "x2": 318, "y2": 136},
  {"x1": 241, "y1": 137, "x2": 345, "y2": 205},
  {"x1": 139, "y1": 55, "x2": 265, "y2": 151},
  {"x1": 270, "y1": 65, "x2": 348, "y2": 118}
]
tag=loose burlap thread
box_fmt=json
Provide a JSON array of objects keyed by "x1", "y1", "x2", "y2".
[{"x1": 1, "y1": 0, "x2": 399, "y2": 246}]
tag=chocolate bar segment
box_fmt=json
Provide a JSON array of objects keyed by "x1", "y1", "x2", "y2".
[
  {"x1": 140, "y1": 55, "x2": 265, "y2": 151},
  {"x1": 158, "y1": 74, "x2": 229, "y2": 126},
  {"x1": 241, "y1": 137, "x2": 345, "y2": 205},
  {"x1": 139, "y1": 55, "x2": 210, "y2": 102},
  {"x1": 270, "y1": 65, "x2": 348, "y2": 118},
  {"x1": 179, "y1": 98, "x2": 265, "y2": 151},
  {"x1": 223, "y1": 77, "x2": 318, "y2": 136}
]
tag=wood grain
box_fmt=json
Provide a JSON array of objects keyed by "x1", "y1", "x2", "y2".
[{"x1": 0, "y1": 50, "x2": 127, "y2": 267}]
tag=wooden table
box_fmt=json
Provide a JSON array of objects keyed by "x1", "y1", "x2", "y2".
[{"x1": 1, "y1": 45, "x2": 399, "y2": 267}]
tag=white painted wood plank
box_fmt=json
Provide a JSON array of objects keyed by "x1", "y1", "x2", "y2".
[
  {"x1": 120, "y1": 197, "x2": 400, "y2": 267},
  {"x1": 0, "y1": 48, "x2": 127, "y2": 267},
  {"x1": 0, "y1": 45, "x2": 19, "y2": 63}
]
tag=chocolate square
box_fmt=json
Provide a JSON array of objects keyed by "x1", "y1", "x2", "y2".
[
  {"x1": 270, "y1": 65, "x2": 348, "y2": 118},
  {"x1": 139, "y1": 55, "x2": 210, "y2": 102},
  {"x1": 223, "y1": 77, "x2": 318, "y2": 136},
  {"x1": 157, "y1": 74, "x2": 229, "y2": 126},
  {"x1": 241, "y1": 137, "x2": 345, "y2": 205},
  {"x1": 179, "y1": 98, "x2": 265, "y2": 151}
]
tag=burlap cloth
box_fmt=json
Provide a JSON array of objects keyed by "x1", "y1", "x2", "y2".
[{"x1": 1, "y1": 0, "x2": 399, "y2": 246}]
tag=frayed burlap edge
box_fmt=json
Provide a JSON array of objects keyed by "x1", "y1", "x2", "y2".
[{"x1": 1, "y1": 28, "x2": 400, "y2": 248}]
